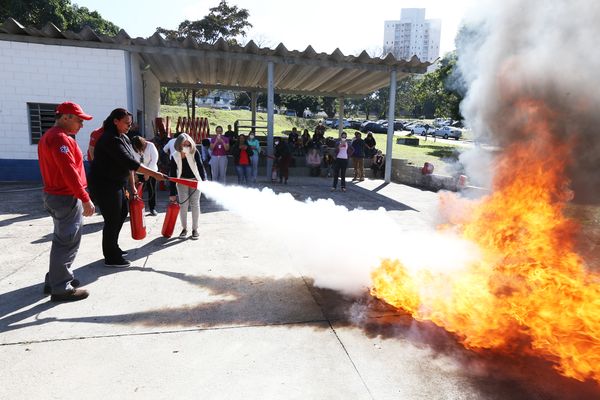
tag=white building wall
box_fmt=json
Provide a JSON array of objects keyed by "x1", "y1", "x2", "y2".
[
  {"x1": 0, "y1": 40, "x2": 129, "y2": 161},
  {"x1": 129, "y1": 52, "x2": 160, "y2": 138}
]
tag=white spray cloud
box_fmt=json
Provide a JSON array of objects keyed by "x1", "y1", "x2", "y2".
[{"x1": 201, "y1": 182, "x2": 481, "y2": 295}]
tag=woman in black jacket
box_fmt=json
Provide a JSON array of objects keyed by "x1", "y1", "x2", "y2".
[
  {"x1": 364, "y1": 131, "x2": 377, "y2": 158},
  {"x1": 90, "y1": 108, "x2": 166, "y2": 267},
  {"x1": 275, "y1": 138, "x2": 292, "y2": 184}
]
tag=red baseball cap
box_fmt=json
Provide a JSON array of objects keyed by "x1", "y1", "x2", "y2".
[{"x1": 55, "y1": 102, "x2": 93, "y2": 120}]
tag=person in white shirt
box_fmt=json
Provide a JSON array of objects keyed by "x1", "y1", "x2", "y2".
[
  {"x1": 332, "y1": 132, "x2": 352, "y2": 192},
  {"x1": 132, "y1": 136, "x2": 160, "y2": 215},
  {"x1": 162, "y1": 132, "x2": 182, "y2": 160}
]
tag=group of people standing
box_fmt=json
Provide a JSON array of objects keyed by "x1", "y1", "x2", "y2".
[
  {"x1": 38, "y1": 102, "x2": 209, "y2": 302},
  {"x1": 331, "y1": 131, "x2": 384, "y2": 192},
  {"x1": 184, "y1": 124, "x2": 260, "y2": 186}
]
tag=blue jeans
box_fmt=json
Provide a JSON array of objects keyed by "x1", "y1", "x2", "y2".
[
  {"x1": 236, "y1": 164, "x2": 251, "y2": 185},
  {"x1": 250, "y1": 153, "x2": 259, "y2": 183}
]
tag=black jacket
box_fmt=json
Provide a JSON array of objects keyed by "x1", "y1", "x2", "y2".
[{"x1": 90, "y1": 127, "x2": 140, "y2": 191}]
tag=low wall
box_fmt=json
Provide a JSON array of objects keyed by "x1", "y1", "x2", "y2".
[{"x1": 390, "y1": 159, "x2": 489, "y2": 195}]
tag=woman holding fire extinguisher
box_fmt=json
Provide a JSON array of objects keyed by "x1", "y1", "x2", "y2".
[
  {"x1": 169, "y1": 133, "x2": 206, "y2": 240},
  {"x1": 90, "y1": 108, "x2": 166, "y2": 268}
]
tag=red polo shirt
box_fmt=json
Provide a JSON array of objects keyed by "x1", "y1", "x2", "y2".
[
  {"x1": 38, "y1": 126, "x2": 90, "y2": 202},
  {"x1": 87, "y1": 126, "x2": 104, "y2": 160}
]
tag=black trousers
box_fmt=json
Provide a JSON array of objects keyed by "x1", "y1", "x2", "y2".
[
  {"x1": 94, "y1": 187, "x2": 128, "y2": 262},
  {"x1": 143, "y1": 176, "x2": 157, "y2": 210},
  {"x1": 333, "y1": 158, "x2": 348, "y2": 189}
]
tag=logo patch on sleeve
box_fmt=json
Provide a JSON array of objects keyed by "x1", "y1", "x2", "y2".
[{"x1": 59, "y1": 145, "x2": 69, "y2": 154}]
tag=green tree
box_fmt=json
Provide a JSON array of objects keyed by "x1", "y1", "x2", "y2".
[
  {"x1": 232, "y1": 91, "x2": 282, "y2": 109},
  {"x1": 280, "y1": 94, "x2": 320, "y2": 116},
  {"x1": 395, "y1": 76, "x2": 420, "y2": 117},
  {"x1": 157, "y1": 0, "x2": 252, "y2": 45},
  {"x1": 412, "y1": 52, "x2": 464, "y2": 120},
  {"x1": 321, "y1": 97, "x2": 336, "y2": 118},
  {"x1": 1, "y1": 0, "x2": 119, "y2": 35},
  {"x1": 157, "y1": 1, "x2": 252, "y2": 112}
]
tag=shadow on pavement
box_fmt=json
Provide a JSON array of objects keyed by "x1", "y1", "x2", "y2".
[
  {"x1": 1, "y1": 268, "x2": 593, "y2": 400},
  {"x1": 0, "y1": 184, "x2": 46, "y2": 228},
  {"x1": 264, "y1": 180, "x2": 416, "y2": 212}
]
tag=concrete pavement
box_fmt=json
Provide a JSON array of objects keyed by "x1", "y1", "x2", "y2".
[{"x1": 1, "y1": 177, "x2": 598, "y2": 400}]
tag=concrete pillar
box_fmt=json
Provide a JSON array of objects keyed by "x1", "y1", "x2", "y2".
[
  {"x1": 384, "y1": 69, "x2": 397, "y2": 183},
  {"x1": 266, "y1": 62, "x2": 275, "y2": 178},
  {"x1": 124, "y1": 51, "x2": 134, "y2": 113},
  {"x1": 338, "y1": 97, "x2": 344, "y2": 137}
]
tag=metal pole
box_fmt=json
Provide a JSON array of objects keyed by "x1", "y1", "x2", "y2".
[
  {"x1": 266, "y1": 62, "x2": 275, "y2": 178},
  {"x1": 251, "y1": 91, "x2": 257, "y2": 130},
  {"x1": 384, "y1": 69, "x2": 397, "y2": 183},
  {"x1": 338, "y1": 97, "x2": 344, "y2": 137}
]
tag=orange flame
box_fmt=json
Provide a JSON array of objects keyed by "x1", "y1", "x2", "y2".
[{"x1": 371, "y1": 101, "x2": 600, "y2": 383}]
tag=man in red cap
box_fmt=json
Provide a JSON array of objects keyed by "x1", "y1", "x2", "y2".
[{"x1": 38, "y1": 101, "x2": 96, "y2": 301}]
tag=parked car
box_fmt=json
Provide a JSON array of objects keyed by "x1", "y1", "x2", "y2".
[
  {"x1": 434, "y1": 126, "x2": 462, "y2": 140},
  {"x1": 324, "y1": 118, "x2": 336, "y2": 127},
  {"x1": 381, "y1": 121, "x2": 404, "y2": 131},
  {"x1": 361, "y1": 122, "x2": 387, "y2": 133},
  {"x1": 257, "y1": 107, "x2": 279, "y2": 114},
  {"x1": 239, "y1": 106, "x2": 250, "y2": 111},
  {"x1": 213, "y1": 104, "x2": 231, "y2": 110},
  {"x1": 303, "y1": 108, "x2": 313, "y2": 118},
  {"x1": 331, "y1": 119, "x2": 351, "y2": 129},
  {"x1": 285, "y1": 110, "x2": 297, "y2": 117},
  {"x1": 348, "y1": 119, "x2": 363, "y2": 130},
  {"x1": 411, "y1": 123, "x2": 435, "y2": 136},
  {"x1": 434, "y1": 118, "x2": 452, "y2": 127},
  {"x1": 403, "y1": 121, "x2": 418, "y2": 131}
]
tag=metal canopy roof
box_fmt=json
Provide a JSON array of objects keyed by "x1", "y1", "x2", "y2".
[{"x1": 0, "y1": 18, "x2": 429, "y2": 97}]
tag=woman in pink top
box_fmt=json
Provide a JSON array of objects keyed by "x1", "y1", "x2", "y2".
[
  {"x1": 332, "y1": 132, "x2": 352, "y2": 192},
  {"x1": 209, "y1": 125, "x2": 230, "y2": 183}
]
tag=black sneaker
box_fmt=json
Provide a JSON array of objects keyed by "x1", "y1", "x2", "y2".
[
  {"x1": 51, "y1": 288, "x2": 89, "y2": 302},
  {"x1": 104, "y1": 258, "x2": 131, "y2": 268},
  {"x1": 179, "y1": 229, "x2": 188, "y2": 239},
  {"x1": 191, "y1": 230, "x2": 199, "y2": 240},
  {"x1": 44, "y1": 279, "x2": 80, "y2": 295},
  {"x1": 149, "y1": 209, "x2": 158, "y2": 216},
  {"x1": 119, "y1": 249, "x2": 128, "y2": 256}
]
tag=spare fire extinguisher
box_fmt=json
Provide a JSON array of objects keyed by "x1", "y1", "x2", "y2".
[
  {"x1": 129, "y1": 194, "x2": 146, "y2": 240},
  {"x1": 161, "y1": 201, "x2": 180, "y2": 238}
]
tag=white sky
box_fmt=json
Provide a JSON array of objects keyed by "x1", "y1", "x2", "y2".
[{"x1": 74, "y1": 0, "x2": 474, "y2": 56}]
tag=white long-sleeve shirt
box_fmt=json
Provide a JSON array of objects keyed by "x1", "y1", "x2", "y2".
[
  {"x1": 163, "y1": 138, "x2": 176, "y2": 159},
  {"x1": 134, "y1": 142, "x2": 159, "y2": 172}
]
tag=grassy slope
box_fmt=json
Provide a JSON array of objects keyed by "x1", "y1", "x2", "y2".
[{"x1": 159, "y1": 105, "x2": 462, "y2": 172}]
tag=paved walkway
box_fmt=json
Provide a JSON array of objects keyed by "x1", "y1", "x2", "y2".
[{"x1": 1, "y1": 177, "x2": 598, "y2": 399}]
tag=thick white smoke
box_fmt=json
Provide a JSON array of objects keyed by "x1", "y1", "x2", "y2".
[
  {"x1": 201, "y1": 182, "x2": 481, "y2": 295},
  {"x1": 456, "y1": 0, "x2": 600, "y2": 202}
]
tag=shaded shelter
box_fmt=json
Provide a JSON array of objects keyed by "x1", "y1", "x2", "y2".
[{"x1": 0, "y1": 18, "x2": 430, "y2": 182}]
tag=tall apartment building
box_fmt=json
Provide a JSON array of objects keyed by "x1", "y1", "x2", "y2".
[{"x1": 383, "y1": 8, "x2": 441, "y2": 63}]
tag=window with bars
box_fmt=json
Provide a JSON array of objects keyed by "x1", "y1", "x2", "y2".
[{"x1": 28, "y1": 103, "x2": 58, "y2": 144}]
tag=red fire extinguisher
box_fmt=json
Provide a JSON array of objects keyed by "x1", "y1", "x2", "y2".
[
  {"x1": 129, "y1": 195, "x2": 146, "y2": 240},
  {"x1": 161, "y1": 201, "x2": 180, "y2": 238}
]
